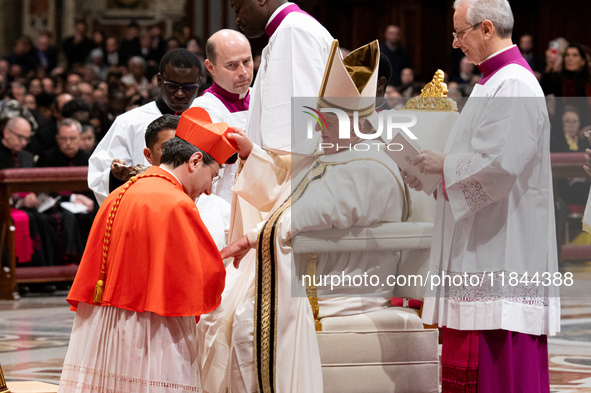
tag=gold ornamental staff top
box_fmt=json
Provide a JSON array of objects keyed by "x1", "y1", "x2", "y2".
[{"x1": 403, "y1": 69, "x2": 458, "y2": 112}]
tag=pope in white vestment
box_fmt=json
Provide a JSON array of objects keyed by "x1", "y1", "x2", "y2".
[{"x1": 198, "y1": 40, "x2": 405, "y2": 393}]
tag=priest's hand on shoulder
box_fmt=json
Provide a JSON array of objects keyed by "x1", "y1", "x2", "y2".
[
  {"x1": 221, "y1": 234, "x2": 252, "y2": 269},
  {"x1": 227, "y1": 127, "x2": 253, "y2": 160}
]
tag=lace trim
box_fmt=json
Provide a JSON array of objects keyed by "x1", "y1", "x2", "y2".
[
  {"x1": 426, "y1": 270, "x2": 560, "y2": 307},
  {"x1": 61, "y1": 364, "x2": 201, "y2": 392},
  {"x1": 455, "y1": 154, "x2": 472, "y2": 179},
  {"x1": 455, "y1": 154, "x2": 492, "y2": 212}
]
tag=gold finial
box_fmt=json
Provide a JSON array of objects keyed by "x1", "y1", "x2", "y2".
[
  {"x1": 419, "y1": 69, "x2": 448, "y2": 97},
  {"x1": 403, "y1": 69, "x2": 458, "y2": 112}
]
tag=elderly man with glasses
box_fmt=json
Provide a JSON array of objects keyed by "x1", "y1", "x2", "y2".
[
  {"x1": 404, "y1": 0, "x2": 559, "y2": 391},
  {"x1": 0, "y1": 116, "x2": 33, "y2": 169}
]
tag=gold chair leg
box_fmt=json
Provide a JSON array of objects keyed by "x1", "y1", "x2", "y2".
[{"x1": 0, "y1": 362, "x2": 10, "y2": 393}]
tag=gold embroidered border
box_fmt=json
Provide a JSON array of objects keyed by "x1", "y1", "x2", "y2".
[
  {"x1": 254, "y1": 162, "x2": 328, "y2": 393},
  {"x1": 305, "y1": 252, "x2": 322, "y2": 331},
  {"x1": 254, "y1": 155, "x2": 408, "y2": 392}
]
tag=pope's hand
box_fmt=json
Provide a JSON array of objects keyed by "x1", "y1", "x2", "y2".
[
  {"x1": 221, "y1": 234, "x2": 252, "y2": 268},
  {"x1": 400, "y1": 170, "x2": 423, "y2": 192},
  {"x1": 227, "y1": 127, "x2": 253, "y2": 160},
  {"x1": 110, "y1": 159, "x2": 136, "y2": 181},
  {"x1": 412, "y1": 149, "x2": 446, "y2": 175}
]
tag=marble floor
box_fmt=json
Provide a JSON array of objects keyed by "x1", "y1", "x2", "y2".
[{"x1": 1, "y1": 261, "x2": 591, "y2": 392}]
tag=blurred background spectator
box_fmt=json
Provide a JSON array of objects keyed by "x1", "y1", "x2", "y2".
[{"x1": 380, "y1": 25, "x2": 411, "y2": 87}]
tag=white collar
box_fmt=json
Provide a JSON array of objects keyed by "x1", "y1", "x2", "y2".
[{"x1": 159, "y1": 165, "x2": 182, "y2": 186}]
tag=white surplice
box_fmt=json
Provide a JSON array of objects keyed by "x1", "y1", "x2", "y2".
[
  {"x1": 246, "y1": 3, "x2": 333, "y2": 151},
  {"x1": 88, "y1": 101, "x2": 161, "y2": 205},
  {"x1": 58, "y1": 303, "x2": 201, "y2": 393},
  {"x1": 421, "y1": 64, "x2": 561, "y2": 336},
  {"x1": 198, "y1": 144, "x2": 407, "y2": 393}
]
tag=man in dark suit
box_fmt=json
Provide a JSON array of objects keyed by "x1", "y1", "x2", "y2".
[
  {"x1": 0, "y1": 116, "x2": 34, "y2": 169},
  {"x1": 36, "y1": 118, "x2": 95, "y2": 265},
  {"x1": 380, "y1": 25, "x2": 411, "y2": 87},
  {"x1": 37, "y1": 118, "x2": 90, "y2": 168},
  {"x1": 62, "y1": 20, "x2": 94, "y2": 70},
  {"x1": 35, "y1": 32, "x2": 58, "y2": 73}
]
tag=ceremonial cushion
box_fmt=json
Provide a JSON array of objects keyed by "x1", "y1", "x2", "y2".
[{"x1": 292, "y1": 160, "x2": 441, "y2": 392}]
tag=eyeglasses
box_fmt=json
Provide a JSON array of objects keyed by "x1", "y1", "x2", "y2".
[
  {"x1": 208, "y1": 164, "x2": 221, "y2": 184},
  {"x1": 161, "y1": 78, "x2": 200, "y2": 95},
  {"x1": 452, "y1": 22, "x2": 482, "y2": 42},
  {"x1": 7, "y1": 128, "x2": 30, "y2": 143}
]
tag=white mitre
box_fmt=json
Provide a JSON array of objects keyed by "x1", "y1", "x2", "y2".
[{"x1": 317, "y1": 39, "x2": 380, "y2": 117}]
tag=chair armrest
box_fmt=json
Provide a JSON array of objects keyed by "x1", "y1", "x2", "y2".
[{"x1": 292, "y1": 222, "x2": 433, "y2": 253}]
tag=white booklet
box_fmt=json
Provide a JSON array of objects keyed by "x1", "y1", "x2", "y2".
[
  {"x1": 37, "y1": 194, "x2": 61, "y2": 213},
  {"x1": 60, "y1": 201, "x2": 89, "y2": 214},
  {"x1": 385, "y1": 132, "x2": 442, "y2": 195}
]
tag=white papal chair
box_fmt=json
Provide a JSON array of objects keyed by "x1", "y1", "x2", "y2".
[
  {"x1": 292, "y1": 186, "x2": 439, "y2": 393},
  {"x1": 292, "y1": 73, "x2": 461, "y2": 392}
]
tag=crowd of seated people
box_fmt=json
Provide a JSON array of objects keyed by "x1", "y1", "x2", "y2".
[
  {"x1": 1, "y1": 116, "x2": 97, "y2": 269},
  {"x1": 2, "y1": 18, "x2": 591, "y2": 270},
  {"x1": 0, "y1": 20, "x2": 211, "y2": 158},
  {"x1": 0, "y1": 20, "x2": 214, "y2": 276}
]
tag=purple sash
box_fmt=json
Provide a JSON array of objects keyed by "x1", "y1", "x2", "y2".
[{"x1": 265, "y1": 4, "x2": 310, "y2": 37}]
